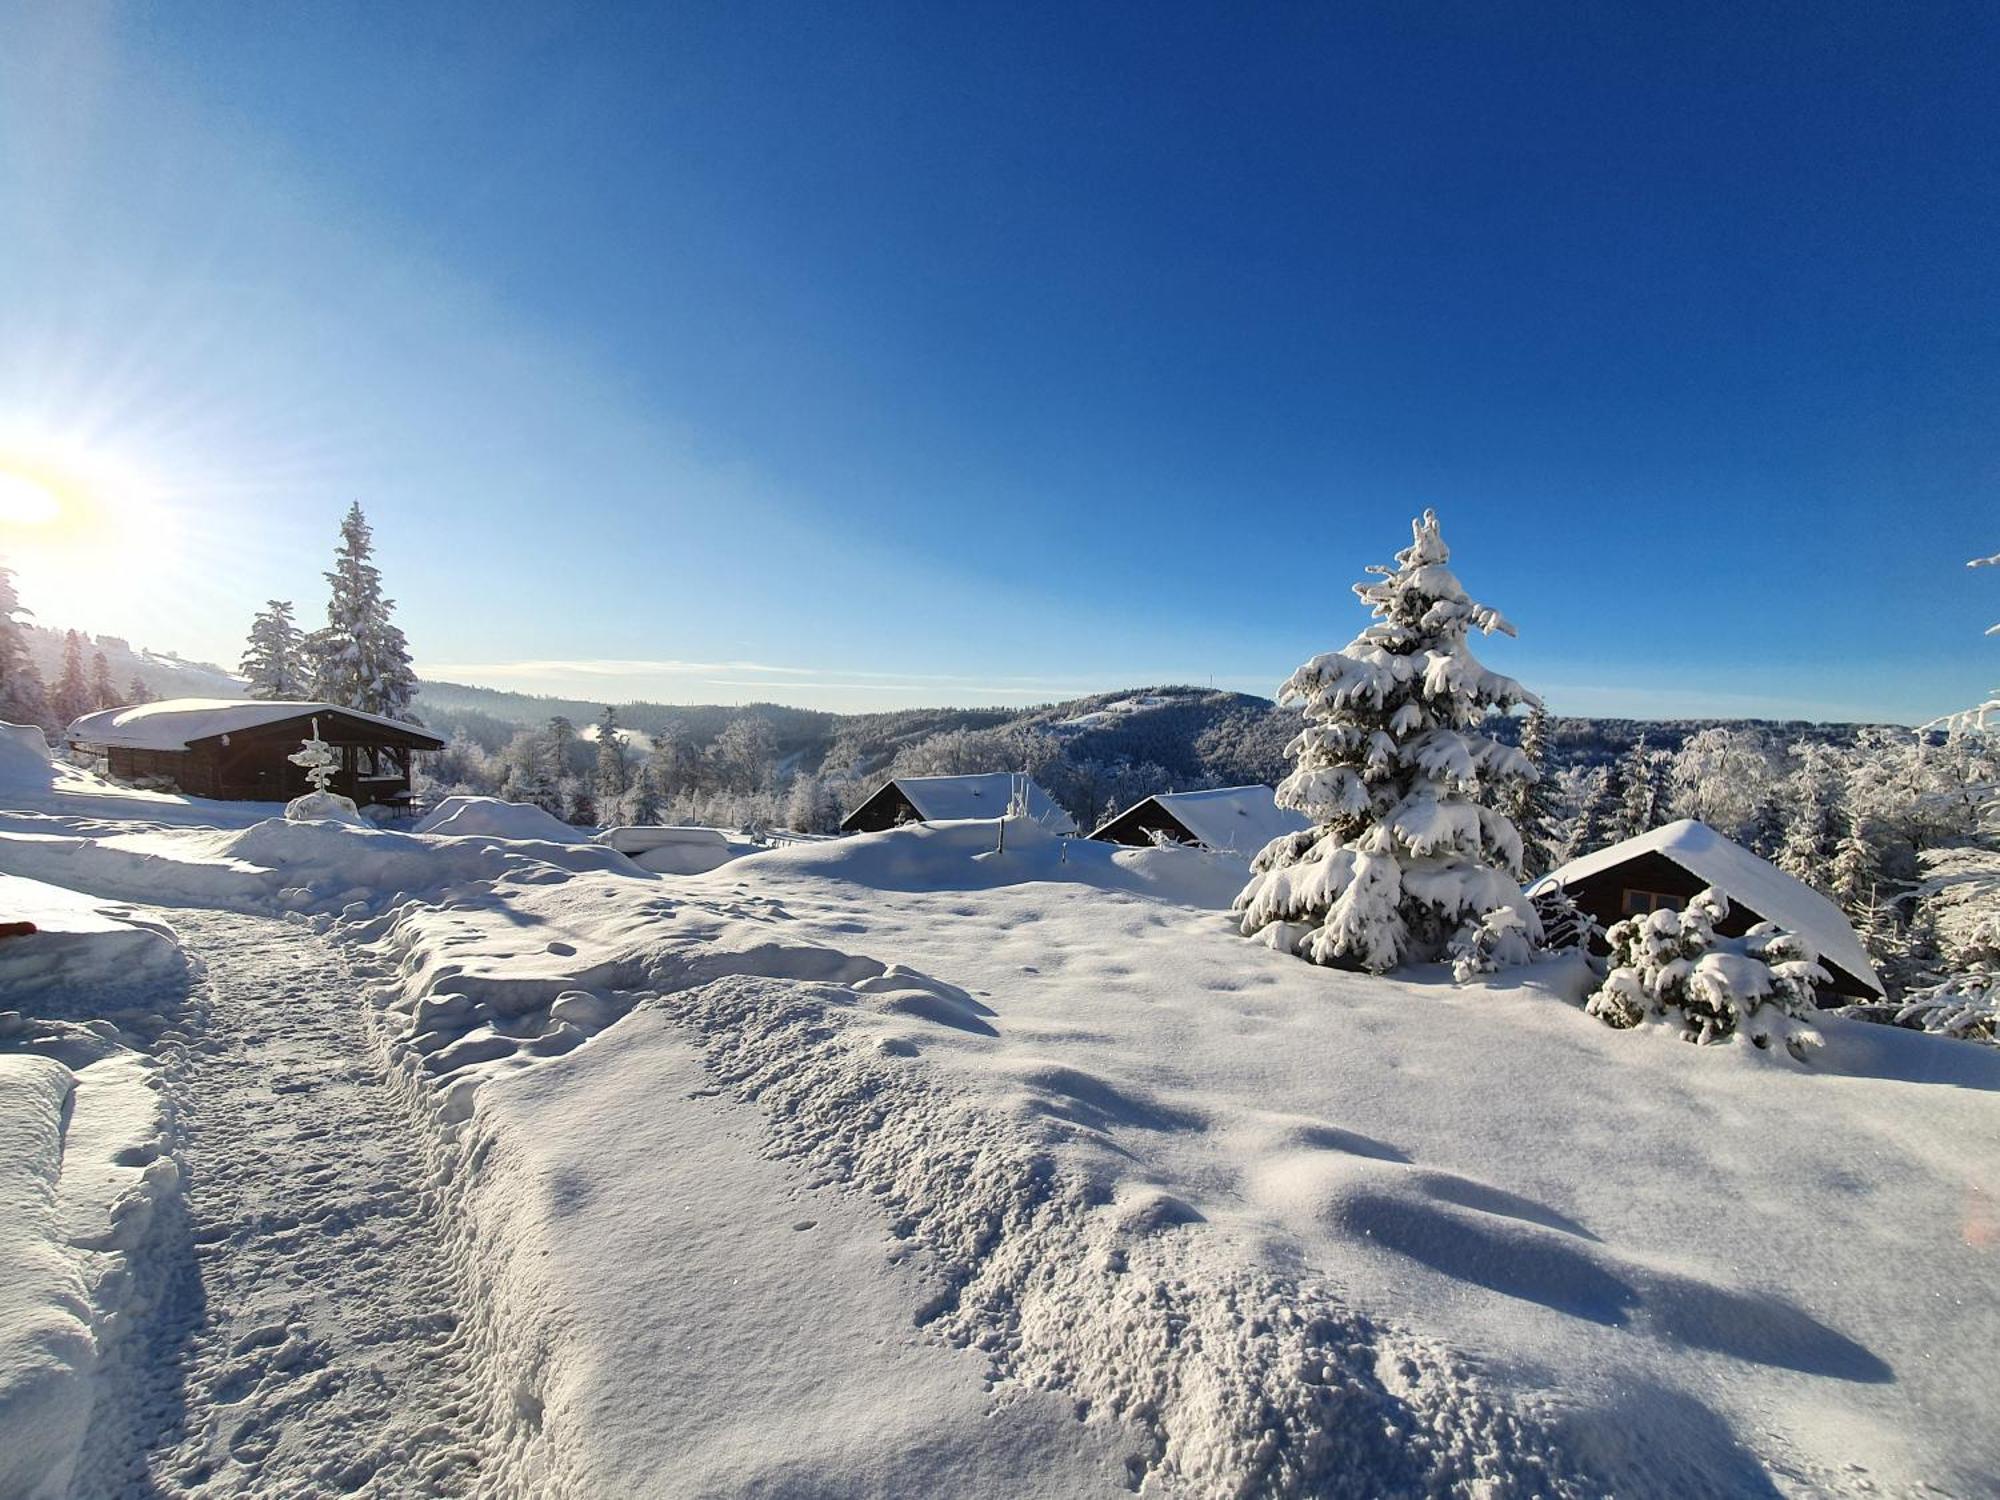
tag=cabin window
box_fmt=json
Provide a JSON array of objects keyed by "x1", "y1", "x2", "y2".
[{"x1": 1620, "y1": 888, "x2": 1682, "y2": 916}]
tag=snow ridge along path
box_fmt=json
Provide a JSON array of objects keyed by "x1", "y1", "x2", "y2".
[{"x1": 81, "y1": 909, "x2": 485, "y2": 1498}]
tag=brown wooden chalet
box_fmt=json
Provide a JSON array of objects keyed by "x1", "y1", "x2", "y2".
[
  {"x1": 66, "y1": 698, "x2": 444, "y2": 806},
  {"x1": 1529, "y1": 818, "x2": 1884, "y2": 1001}
]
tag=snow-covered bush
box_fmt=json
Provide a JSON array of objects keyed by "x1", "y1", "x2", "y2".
[
  {"x1": 1235, "y1": 509, "x2": 1540, "y2": 973},
  {"x1": 1585, "y1": 887, "x2": 1827, "y2": 1058},
  {"x1": 1448, "y1": 906, "x2": 1534, "y2": 983}
]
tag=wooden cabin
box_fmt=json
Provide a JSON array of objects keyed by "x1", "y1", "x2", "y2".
[
  {"x1": 1090, "y1": 785, "x2": 1307, "y2": 855},
  {"x1": 1529, "y1": 818, "x2": 1884, "y2": 1001},
  {"x1": 840, "y1": 773, "x2": 1077, "y2": 835},
  {"x1": 66, "y1": 698, "x2": 444, "y2": 806}
]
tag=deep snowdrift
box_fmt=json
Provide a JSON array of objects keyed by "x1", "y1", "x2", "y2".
[
  {"x1": 0, "y1": 878, "x2": 187, "y2": 1500},
  {"x1": 3, "y1": 789, "x2": 1995, "y2": 1497},
  {"x1": 333, "y1": 816, "x2": 2000, "y2": 1497}
]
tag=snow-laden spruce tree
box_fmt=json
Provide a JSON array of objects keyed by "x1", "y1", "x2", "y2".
[
  {"x1": 1500, "y1": 702, "x2": 1559, "y2": 878},
  {"x1": 307, "y1": 504, "x2": 420, "y2": 722},
  {"x1": 1586, "y1": 888, "x2": 1828, "y2": 1059},
  {"x1": 1235, "y1": 509, "x2": 1540, "y2": 972},
  {"x1": 241, "y1": 599, "x2": 306, "y2": 699}
]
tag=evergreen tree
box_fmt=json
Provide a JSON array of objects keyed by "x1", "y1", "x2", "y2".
[
  {"x1": 544, "y1": 716, "x2": 579, "y2": 780},
  {"x1": 0, "y1": 562, "x2": 52, "y2": 729},
  {"x1": 1614, "y1": 733, "x2": 1665, "y2": 841},
  {"x1": 510, "y1": 762, "x2": 564, "y2": 818},
  {"x1": 306, "y1": 503, "x2": 419, "y2": 721},
  {"x1": 125, "y1": 674, "x2": 155, "y2": 706},
  {"x1": 89, "y1": 649, "x2": 117, "y2": 709},
  {"x1": 593, "y1": 705, "x2": 630, "y2": 816},
  {"x1": 1570, "y1": 765, "x2": 1615, "y2": 860},
  {"x1": 626, "y1": 763, "x2": 663, "y2": 825},
  {"x1": 1235, "y1": 510, "x2": 1540, "y2": 973},
  {"x1": 241, "y1": 599, "x2": 306, "y2": 699},
  {"x1": 1776, "y1": 741, "x2": 1848, "y2": 893},
  {"x1": 1828, "y1": 827, "x2": 1879, "y2": 918},
  {"x1": 51, "y1": 629, "x2": 92, "y2": 725},
  {"x1": 564, "y1": 778, "x2": 597, "y2": 827},
  {"x1": 1500, "y1": 702, "x2": 1559, "y2": 879}
]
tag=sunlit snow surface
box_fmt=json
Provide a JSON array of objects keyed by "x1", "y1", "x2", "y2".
[{"x1": 1, "y1": 748, "x2": 1996, "y2": 1497}]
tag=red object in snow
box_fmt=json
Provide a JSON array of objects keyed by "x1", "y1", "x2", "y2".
[{"x1": 0, "y1": 921, "x2": 38, "y2": 941}]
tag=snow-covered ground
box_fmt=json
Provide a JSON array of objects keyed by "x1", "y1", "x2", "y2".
[{"x1": 3, "y1": 753, "x2": 1997, "y2": 1497}]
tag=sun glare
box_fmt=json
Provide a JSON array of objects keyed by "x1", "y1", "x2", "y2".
[
  {"x1": 0, "y1": 469, "x2": 64, "y2": 525},
  {"x1": 0, "y1": 431, "x2": 187, "y2": 633}
]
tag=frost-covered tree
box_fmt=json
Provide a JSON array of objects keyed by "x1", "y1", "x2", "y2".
[
  {"x1": 89, "y1": 650, "x2": 117, "y2": 709},
  {"x1": 240, "y1": 599, "x2": 306, "y2": 699},
  {"x1": 1585, "y1": 887, "x2": 1827, "y2": 1059},
  {"x1": 0, "y1": 562, "x2": 34, "y2": 716},
  {"x1": 1670, "y1": 727, "x2": 1777, "y2": 849},
  {"x1": 1235, "y1": 510, "x2": 1540, "y2": 973},
  {"x1": 1775, "y1": 741, "x2": 1848, "y2": 893},
  {"x1": 124, "y1": 674, "x2": 154, "y2": 706},
  {"x1": 544, "y1": 716, "x2": 580, "y2": 779},
  {"x1": 710, "y1": 715, "x2": 779, "y2": 794},
  {"x1": 1613, "y1": 733, "x2": 1667, "y2": 842},
  {"x1": 306, "y1": 504, "x2": 419, "y2": 721},
  {"x1": 1827, "y1": 827, "x2": 1880, "y2": 918},
  {"x1": 648, "y1": 724, "x2": 701, "y2": 799},
  {"x1": 1555, "y1": 764, "x2": 1614, "y2": 865},
  {"x1": 593, "y1": 706, "x2": 630, "y2": 814},
  {"x1": 509, "y1": 761, "x2": 565, "y2": 818},
  {"x1": 1501, "y1": 702, "x2": 1559, "y2": 878},
  {"x1": 51, "y1": 629, "x2": 92, "y2": 726},
  {"x1": 785, "y1": 773, "x2": 841, "y2": 834},
  {"x1": 625, "y1": 763, "x2": 663, "y2": 825},
  {"x1": 563, "y1": 778, "x2": 597, "y2": 828}
]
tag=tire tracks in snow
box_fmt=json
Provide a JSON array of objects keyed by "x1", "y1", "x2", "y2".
[{"x1": 80, "y1": 909, "x2": 485, "y2": 1499}]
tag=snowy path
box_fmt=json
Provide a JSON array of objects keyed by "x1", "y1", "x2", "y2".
[{"x1": 79, "y1": 910, "x2": 484, "y2": 1499}]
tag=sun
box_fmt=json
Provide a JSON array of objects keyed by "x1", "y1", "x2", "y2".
[
  {"x1": 0, "y1": 431, "x2": 186, "y2": 631},
  {"x1": 0, "y1": 468, "x2": 64, "y2": 525}
]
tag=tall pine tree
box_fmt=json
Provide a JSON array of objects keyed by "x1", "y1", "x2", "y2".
[
  {"x1": 0, "y1": 562, "x2": 52, "y2": 730},
  {"x1": 594, "y1": 705, "x2": 630, "y2": 817},
  {"x1": 1502, "y1": 702, "x2": 1559, "y2": 878},
  {"x1": 241, "y1": 599, "x2": 307, "y2": 699},
  {"x1": 89, "y1": 649, "x2": 117, "y2": 709},
  {"x1": 1235, "y1": 510, "x2": 1540, "y2": 973},
  {"x1": 1614, "y1": 732, "x2": 1664, "y2": 841},
  {"x1": 307, "y1": 504, "x2": 419, "y2": 721},
  {"x1": 51, "y1": 629, "x2": 92, "y2": 725}
]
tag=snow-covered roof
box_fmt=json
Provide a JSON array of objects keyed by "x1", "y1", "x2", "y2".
[
  {"x1": 67, "y1": 698, "x2": 441, "y2": 751},
  {"x1": 876, "y1": 774, "x2": 1078, "y2": 834},
  {"x1": 1095, "y1": 785, "x2": 1309, "y2": 854},
  {"x1": 1530, "y1": 819, "x2": 1882, "y2": 995}
]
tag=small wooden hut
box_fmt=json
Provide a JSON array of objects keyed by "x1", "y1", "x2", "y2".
[
  {"x1": 1089, "y1": 785, "x2": 1307, "y2": 855},
  {"x1": 66, "y1": 698, "x2": 444, "y2": 806},
  {"x1": 840, "y1": 773, "x2": 1077, "y2": 834},
  {"x1": 1529, "y1": 818, "x2": 1884, "y2": 1001}
]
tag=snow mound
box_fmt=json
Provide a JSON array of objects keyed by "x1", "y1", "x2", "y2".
[
  {"x1": 0, "y1": 882, "x2": 186, "y2": 1500},
  {"x1": 416, "y1": 795, "x2": 592, "y2": 844},
  {"x1": 0, "y1": 719, "x2": 54, "y2": 794},
  {"x1": 722, "y1": 817, "x2": 1248, "y2": 909},
  {"x1": 0, "y1": 1056, "x2": 94, "y2": 1500},
  {"x1": 285, "y1": 790, "x2": 365, "y2": 824}
]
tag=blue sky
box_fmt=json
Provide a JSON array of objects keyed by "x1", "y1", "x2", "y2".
[{"x1": 0, "y1": 1, "x2": 1993, "y2": 720}]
